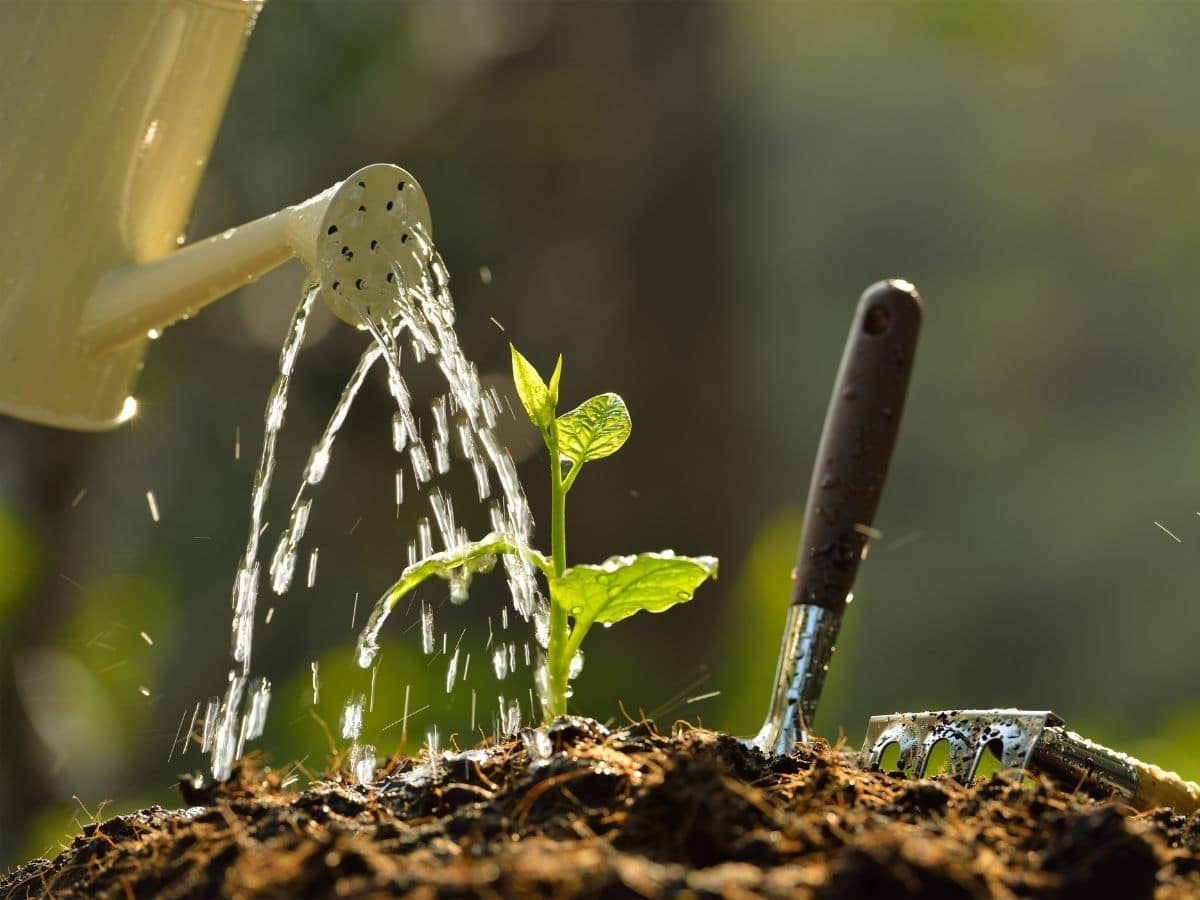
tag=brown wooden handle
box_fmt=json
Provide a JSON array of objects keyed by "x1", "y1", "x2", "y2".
[{"x1": 791, "y1": 279, "x2": 922, "y2": 612}]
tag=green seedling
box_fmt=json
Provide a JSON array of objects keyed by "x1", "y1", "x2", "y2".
[
  {"x1": 370, "y1": 344, "x2": 717, "y2": 723},
  {"x1": 510, "y1": 344, "x2": 719, "y2": 718}
]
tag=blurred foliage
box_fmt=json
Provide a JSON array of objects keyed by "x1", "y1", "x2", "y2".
[
  {"x1": 64, "y1": 574, "x2": 178, "y2": 708},
  {"x1": 713, "y1": 510, "x2": 803, "y2": 736},
  {"x1": 4, "y1": 0, "x2": 1200, "y2": 868},
  {"x1": 0, "y1": 505, "x2": 35, "y2": 623},
  {"x1": 1127, "y1": 708, "x2": 1200, "y2": 781}
]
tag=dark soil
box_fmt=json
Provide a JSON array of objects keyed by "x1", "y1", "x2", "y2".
[{"x1": 4, "y1": 718, "x2": 1198, "y2": 899}]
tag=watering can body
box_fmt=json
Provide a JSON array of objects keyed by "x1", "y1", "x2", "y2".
[{"x1": 0, "y1": 0, "x2": 265, "y2": 429}]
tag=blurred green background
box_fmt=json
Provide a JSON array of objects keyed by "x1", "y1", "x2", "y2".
[{"x1": 4, "y1": 0, "x2": 1200, "y2": 867}]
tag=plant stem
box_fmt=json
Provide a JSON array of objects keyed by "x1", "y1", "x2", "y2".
[
  {"x1": 545, "y1": 431, "x2": 570, "y2": 721},
  {"x1": 549, "y1": 450, "x2": 566, "y2": 580}
]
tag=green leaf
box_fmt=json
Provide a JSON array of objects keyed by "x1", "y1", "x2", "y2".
[
  {"x1": 556, "y1": 393, "x2": 631, "y2": 468},
  {"x1": 510, "y1": 344, "x2": 556, "y2": 429},
  {"x1": 548, "y1": 355, "x2": 563, "y2": 410},
  {"x1": 380, "y1": 532, "x2": 552, "y2": 611},
  {"x1": 551, "y1": 551, "x2": 718, "y2": 626}
]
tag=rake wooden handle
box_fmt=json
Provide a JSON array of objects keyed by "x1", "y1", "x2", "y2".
[
  {"x1": 1132, "y1": 761, "x2": 1200, "y2": 815},
  {"x1": 791, "y1": 280, "x2": 922, "y2": 613}
]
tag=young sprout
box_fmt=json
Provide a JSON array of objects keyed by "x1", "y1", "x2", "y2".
[
  {"x1": 509, "y1": 346, "x2": 717, "y2": 718},
  {"x1": 365, "y1": 345, "x2": 717, "y2": 723}
]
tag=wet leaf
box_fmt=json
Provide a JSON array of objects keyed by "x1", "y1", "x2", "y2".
[
  {"x1": 551, "y1": 552, "x2": 717, "y2": 626},
  {"x1": 380, "y1": 532, "x2": 552, "y2": 611},
  {"x1": 556, "y1": 393, "x2": 631, "y2": 467}
]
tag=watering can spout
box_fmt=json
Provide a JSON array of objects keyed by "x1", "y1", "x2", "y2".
[
  {"x1": 79, "y1": 186, "x2": 335, "y2": 353},
  {"x1": 78, "y1": 166, "x2": 433, "y2": 353}
]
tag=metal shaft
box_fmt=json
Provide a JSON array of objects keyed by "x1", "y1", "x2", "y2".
[{"x1": 752, "y1": 603, "x2": 841, "y2": 753}]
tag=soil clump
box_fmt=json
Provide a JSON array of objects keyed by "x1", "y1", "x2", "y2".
[{"x1": 4, "y1": 718, "x2": 1198, "y2": 898}]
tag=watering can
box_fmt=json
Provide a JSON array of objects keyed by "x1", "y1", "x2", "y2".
[{"x1": 0, "y1": 1, "x2": 432, "y2": 431}]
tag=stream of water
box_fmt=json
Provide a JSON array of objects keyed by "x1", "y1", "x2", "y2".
[{"x1": 203, "y1": 217, "x2": 545, "y2": 783}]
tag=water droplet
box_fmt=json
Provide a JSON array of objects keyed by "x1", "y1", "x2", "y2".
[
  {"x1": 533, "y1": 606, "x2": 550, "y2": 647},
  {"x1": 350, "y1": 743, "x2": 377, "y2": 784},
  {"x1": 520, "y1": 727, "x2": 552, "y2": 761},
  {"x1": 448, "y1": 571, "x2": 469, "y2": 604},
  {"x1": 420, "y1": 601, "x2": 435, "y2": 655},
  {"x1": 340, "y1": 693, "x2": 366, "y2": 740},
  {"x1": 242, "y1": 678, "x2": 271, "y2": 740},
  {"x1": 492, "y1": 645, "x2": 509, "y2": 680},
  {"x1": 391, "y1": 412, "x2": 408, "y2": 452},
  {"x1": 568, "y1": 648, "x2": 585, "y2": 679},
  {"x1": 306, "y1": 547, "x2": 319, "y2": 588}
]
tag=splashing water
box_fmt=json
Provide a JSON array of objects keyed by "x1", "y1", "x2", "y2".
[
  {"x1": 445, "y1": 647, "x2": 461, "y2": 693},
  {"x1": 205, "y1": 212, "x2": 546, "y2": 783},
  {"x1": 270, "y1": 343, "x2": 384, "y2": 597},
  {"x1": 209, "y1": 289, "x2": 317, "y2": 780},
  {"x1": 499, "y1": 695, "x2": 521, "y2": 735},
  {"x1": 424, "y1": 726, "x2": 441, "y2": 781},
  {"x1": 242, "y1": 678, "x2": 272, "y2": 742},
  {"x1": 200, "y1": 697, "x2": 219, "y2": 753},
  {"x1": 229, "y1": 286, "x2": 318, "y2": 676},
  {"x1": 340, "y1": 693, "x2": 366, "y2": 740},
  {"x1": 420, "y1": 601, "x2": 434, "y2": 655},
  {"x1": 212, "y1": 673, "x2": 247, "y2": 783},
  {"x1": 520, "y1": 726, "x2": 552, "y2": 764},
  {"x1": 349, "y1": 743, "x2": 377, "y2": 784},
  {"x1": 352, "y1": 222, "x2": 541, "y2": 670},
  {"x1": 343, "y1": 227, "x2": 551, "y2": 755},
  {"x1": 492, "y1": 645, "x2": 508, "y2": 681}
]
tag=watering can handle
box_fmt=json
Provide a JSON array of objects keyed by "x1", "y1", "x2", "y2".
[{"x1": 790, "y1": 280, "x2": 922, "y2": 613}]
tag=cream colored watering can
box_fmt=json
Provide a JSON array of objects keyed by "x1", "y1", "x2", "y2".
[{"x1": 0, "y1": 1, "x2": 432, "y2": 430}]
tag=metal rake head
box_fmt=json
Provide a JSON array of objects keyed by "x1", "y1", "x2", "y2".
[{"x1": 861, "y1": 709, "x2": 1061, "y2": 782}]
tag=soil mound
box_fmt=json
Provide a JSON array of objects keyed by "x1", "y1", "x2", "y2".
[{"x1": 4, "y1": 718, "x2": 1197, "y2": 898}]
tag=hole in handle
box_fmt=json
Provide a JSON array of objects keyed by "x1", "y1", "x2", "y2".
[{"x1": 862, "y1": 303, "x2": 892, "y2": 336}]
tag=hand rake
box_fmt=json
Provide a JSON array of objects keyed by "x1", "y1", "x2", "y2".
[{"x1": 752, "y1": 280, "x2": 1200, "y2": 816}]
